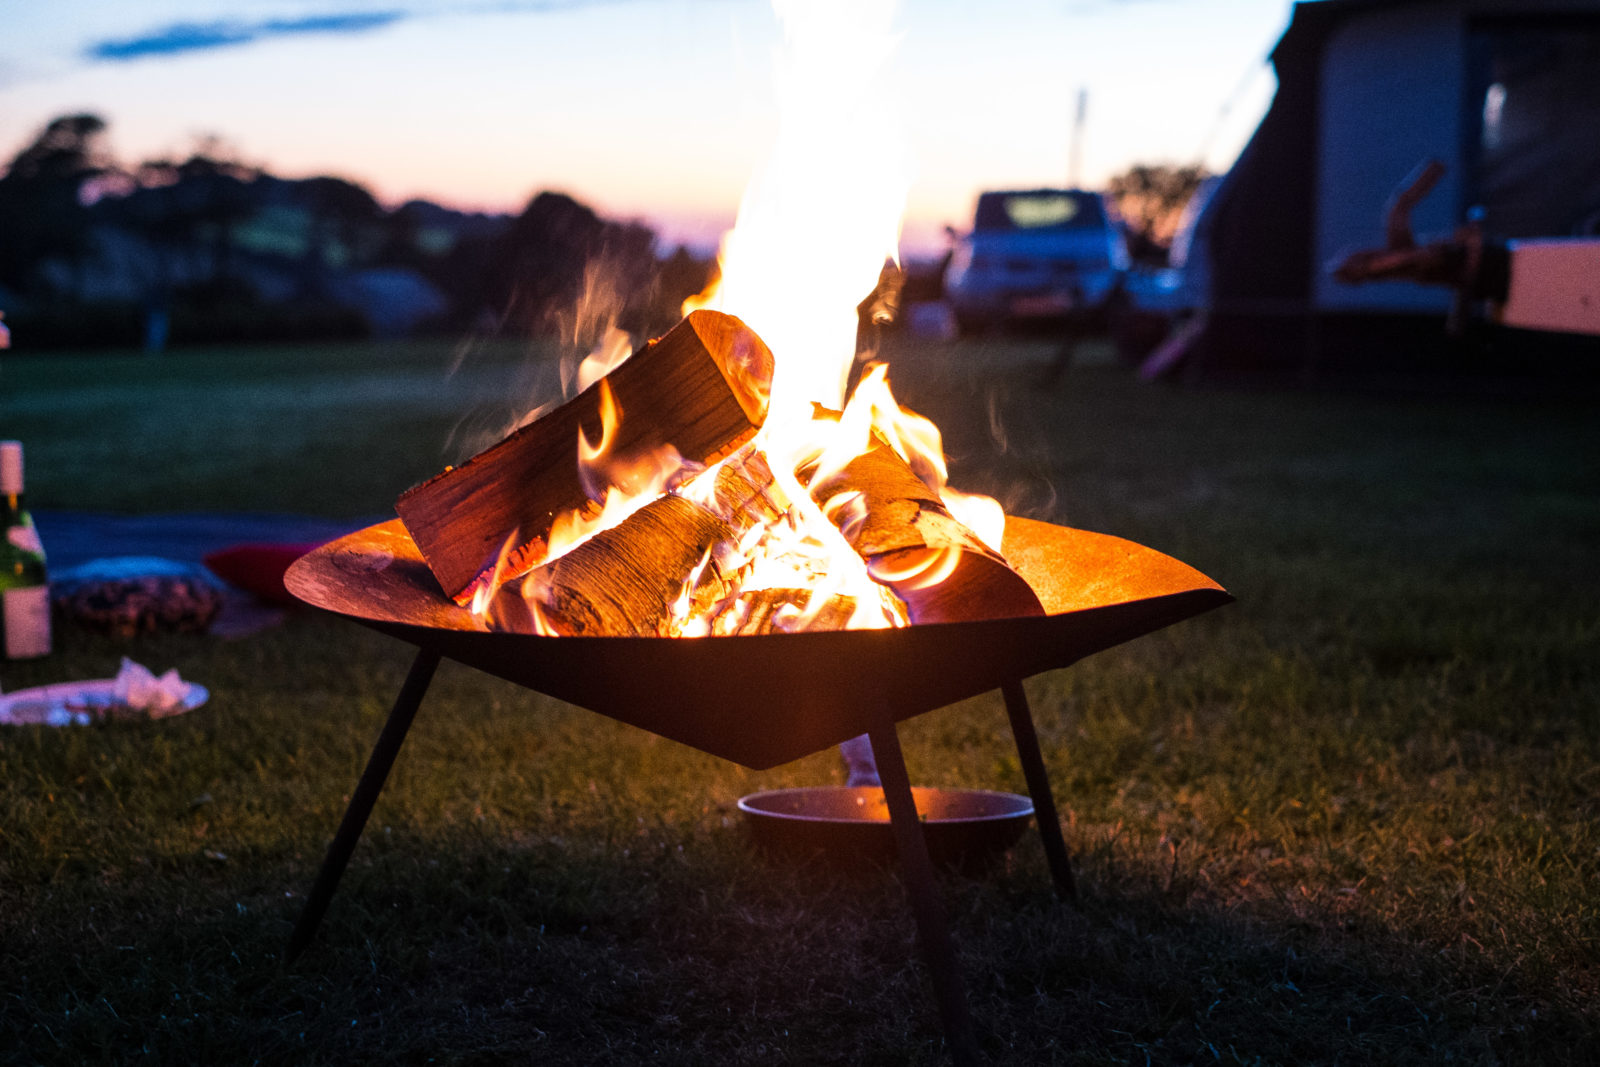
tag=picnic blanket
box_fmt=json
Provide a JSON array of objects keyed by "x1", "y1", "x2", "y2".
[{"x1": 35, "y1": 512, "x2": 378, "y2": 637}]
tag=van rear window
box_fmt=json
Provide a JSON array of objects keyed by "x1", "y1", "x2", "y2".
[{"x1": 975, "y1": 191, "x2": 1103, "y2": 231}]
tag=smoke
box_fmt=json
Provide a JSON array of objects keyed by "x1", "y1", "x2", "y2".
[
  {"x1": 550, "y1": 252, "x2": 643, "y2": 398},
  {"x1": 986, "y1": 386, "x2": 1009, "y2": 455},
  {"x1": 445, "y1": 241, "x2": 670, "y2": 465}
]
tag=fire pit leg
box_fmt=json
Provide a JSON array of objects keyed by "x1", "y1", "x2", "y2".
[
  {"x1": 1001, "y1": 680, "x2": 1077, "y2": 902},
  {"x1": 287, "y1": 647, "x2": 442, "y2": 962},
  {"x1": 866, "y1": 719, "x2": 981, "y2": 1067}
]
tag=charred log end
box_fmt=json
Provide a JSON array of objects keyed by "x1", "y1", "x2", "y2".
[
  {"x1": 880, "y1": 548, "x2": 1045, "y2": 625},
  {"x1": 806, "y1": 434, "x2": 1045, "y2": 624}
]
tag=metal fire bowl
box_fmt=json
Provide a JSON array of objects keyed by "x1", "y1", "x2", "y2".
[
  {"x1": 285, "y1": 516, "x2": 1230, "y2": 770},
  {"x1": 739, "y1": 786, "x2": 1033, "y2": 871}
]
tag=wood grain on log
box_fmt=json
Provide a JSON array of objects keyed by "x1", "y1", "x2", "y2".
[
  {"x1": 396, "y1": 310, "x2": 774, "y2": 600},
  {"x1": 490, "y1": 447, "x2": 790, "y2": 637},
  {"x1": 492, "y1": 494, "x2": 731, "y2": 636},
  {"x1": 805, "y1": 435, "x2": 1044, "y2": 624}
]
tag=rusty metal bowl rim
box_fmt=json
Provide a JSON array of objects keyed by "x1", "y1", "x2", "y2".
[{"x1": 284, "y1": 516, "x2": 1231, "y2": 770}]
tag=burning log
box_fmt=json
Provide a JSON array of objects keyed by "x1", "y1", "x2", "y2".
[
  {"x1": 805, "y1": 435, "x2": 1045, "y2": 625},
  {"x1": 714, "y1": 587, "x2": 859, "y2": 636},
  {"x1": 489, "y1": 448, "x2": 788, "y2": 636},
  {"x1": 397, "y1": 310, "x2": 774, "y2": 601},
  {"x1": 491, "y1": 495, "x2": 728, "y2": 636}
]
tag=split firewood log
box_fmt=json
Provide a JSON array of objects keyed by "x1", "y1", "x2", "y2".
[
  {"x1": 803, "y1": 434, "x2": 1044, "y2": 624},
  {"x1": 488, "y1": 447, "x2": 788, "y2": 637},
  {"x1": 489, "y1": 494, "x2": 729, "y2": 636},
  {"x1": 397, "y1": 310, "x2": 774, "y2": 601}
]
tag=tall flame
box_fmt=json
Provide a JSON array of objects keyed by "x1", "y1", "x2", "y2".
[
  {"x1": 545, "y1": 377, "x2": 692, "y2": 568},
  {"x1": 474, "y1": 0, "x2": 1010, "y2": 638},
  {"x1": 687, "y1": 0, "x2": 912, "y2": 631},
  {"x1": 699, "y1": 0, "x2": 906, "y2": 421}
]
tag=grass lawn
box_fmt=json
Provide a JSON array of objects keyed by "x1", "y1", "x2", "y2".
[{"x1": 1, "y1": 335, "x2": 1597, "y2": 1064}]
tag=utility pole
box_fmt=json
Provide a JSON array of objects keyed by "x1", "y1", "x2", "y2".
[{"x1": 1068, "y1": 86, "x2": 1088, "y2": 188}]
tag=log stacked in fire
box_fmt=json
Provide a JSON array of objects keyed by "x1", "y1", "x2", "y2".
[{"x1": 396, "y1": 309, "x2": 1043, "y2": 638}]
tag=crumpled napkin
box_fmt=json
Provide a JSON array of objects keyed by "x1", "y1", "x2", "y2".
[{"x1": 110, "y1": 657, "x2": 192, "y2": 716}]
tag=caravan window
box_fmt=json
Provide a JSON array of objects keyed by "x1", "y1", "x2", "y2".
[{"x1": 1468, "y1": 18, "x2": 1600, "y2": 238}]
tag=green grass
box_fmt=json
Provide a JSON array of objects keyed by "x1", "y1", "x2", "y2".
[
  {"x1": 0, "y1": 337, "x2": 564, "y2": 515},
  {"x1": 2, "y1": 336, "x2": 1598, "y2": 1064}
]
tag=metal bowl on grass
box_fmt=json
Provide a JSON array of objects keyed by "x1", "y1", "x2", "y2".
[{"x1": 738, "y1": 786, "x2": 1034, "y2": 872}]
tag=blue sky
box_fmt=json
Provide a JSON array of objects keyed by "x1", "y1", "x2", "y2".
[{"x1": 1, "y1": 0, "x2": 1293, "y2": 254}]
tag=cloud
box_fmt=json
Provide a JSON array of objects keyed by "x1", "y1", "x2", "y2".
[
  {"x1": 78, "y1": 0, "x2": 670, "y2": 66},
  {"x1": 84, "y1": 11, "x2": 408, "y2": 62}
]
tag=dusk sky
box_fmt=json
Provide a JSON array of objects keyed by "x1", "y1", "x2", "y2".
[{"x1": 2, "y1": 0, "x2": 1294, "y2": 256}]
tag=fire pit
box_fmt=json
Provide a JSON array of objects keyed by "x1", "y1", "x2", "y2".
[
  {"x1": 282, "y1": 11, "x2": 1227, "y2": 1062},
  {"x1": 283, "y1": 511, "x2": 1227, "y2": 1064},
  {"x1": 283, "y1": 514, "x2": 1224, "y2": 768}
]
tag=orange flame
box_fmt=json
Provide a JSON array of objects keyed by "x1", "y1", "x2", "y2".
[
  {"x1": 468, "y1": 367, "x2": 693, "y2": 628},
  {"x1": 472, "y1": 0, "x2": 1013, "y2": 637},
  {"x1": 576, "y1": 379, "x2": 619, "y2": 493},
  {"x1": 468, "y1": 527, "x2": 524, "y2": 621}
]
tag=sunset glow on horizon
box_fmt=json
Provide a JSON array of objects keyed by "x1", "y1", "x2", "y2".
[{"x1": 2, "y1": 0, "x2": 1291, "y2": 257}]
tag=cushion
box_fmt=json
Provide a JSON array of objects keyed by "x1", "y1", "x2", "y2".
[{"x1": 203, "y1": 542, "x2": 323, "y2": 606}]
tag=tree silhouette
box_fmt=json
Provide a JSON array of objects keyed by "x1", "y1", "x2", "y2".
[
  {"x1": 0, "y1": 113, "x2": 112, "y2": 294},
  {"x1": 1107, "y1": 162, "x2": 1210, "y2": 264},
  {"x1": 0, "y1": 113, "x2": 701, "y2": 348},
  {"x1": 300, "y1": 175, "x2": 383, "y2": 274},
  {"x1": 484, "y1": 191, "x2": 659, "y2": 340},
  {"x1": 648, "y1": 244, "x2": 716, "y2": 334},
  {"x1": 172, "y1": 149, "x2": 259, "y2": 300}
]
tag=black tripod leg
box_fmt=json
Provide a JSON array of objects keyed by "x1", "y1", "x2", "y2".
[
  {"x1": 1002, "y1": 679, "x2": 1077, "y2": 902},
  {"x1": 287, "y1": 647, "x2": 442, "y2": 962},
  {"x1": 867, "y1": 720, "x2": 980, "y2": 1067}
]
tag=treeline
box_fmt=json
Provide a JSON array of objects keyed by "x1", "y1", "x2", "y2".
[{"x1": 0, "y1": 114, "x2": 714, "y2": 350}]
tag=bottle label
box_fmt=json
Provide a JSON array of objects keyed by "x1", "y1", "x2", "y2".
[
  {"x1": 8, "y1": 523, "x2": 42, "y2": 555},
  {"x1": 4, "y1": 584, "x2": 51, "y2": 658}
]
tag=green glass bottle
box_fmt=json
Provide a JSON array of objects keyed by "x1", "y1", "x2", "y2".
[{"x1": 0, "y1": 440, "x2": 51, "y2": 658}]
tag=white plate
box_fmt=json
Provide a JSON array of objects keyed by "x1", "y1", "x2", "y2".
[{"x1": 0, "y1": 679, "x2": 209, "y2": 726}]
